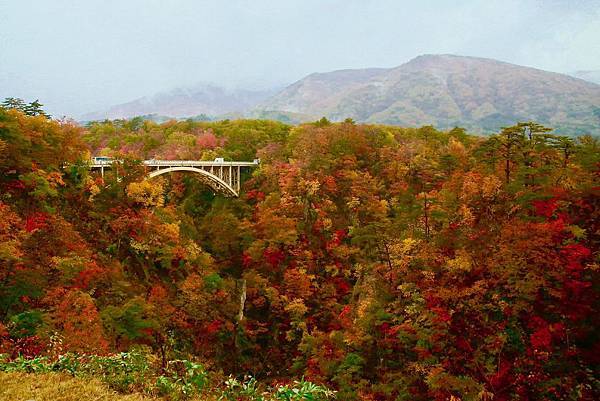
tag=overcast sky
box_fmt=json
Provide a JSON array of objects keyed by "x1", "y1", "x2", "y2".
[{"x1": 1, "y1": 0, "x2": 599, "y2": 118}]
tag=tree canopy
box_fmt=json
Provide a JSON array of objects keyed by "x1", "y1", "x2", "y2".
[{"x1": 0, "y1": 105, "x2": 598, "y2": 400}]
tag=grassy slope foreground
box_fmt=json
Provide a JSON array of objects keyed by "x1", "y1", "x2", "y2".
[
  {"x1": 0, "y1": 371, "x2": 320, "y2": 401},
  {"x1": 0, "y1": 372, "x2": 151, "y2": 401},
  {"x1": 0, "y1": 104, "x2": 599, "y2": 401}
]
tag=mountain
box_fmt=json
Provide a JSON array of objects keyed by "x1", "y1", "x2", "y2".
[
  {"x1": 81, "y1": 84, "x2": 276, "y2": 121},
  {"x1": 571, "y1": 70, "x2": 600, "y2": 85},
  {"x1": 259, "y1": 55, "x2": 600, "y2": 135}
]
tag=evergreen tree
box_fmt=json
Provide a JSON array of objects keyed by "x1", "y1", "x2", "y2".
[
  {"x1": 1, "y1": 97, "x2": 50, "y2": 118},
  {"x1": 1, "y1": 97, "x2": 27, "y2": 111},
  {"x1": 23, "y1": 99, "x2": 50, "y2": 118}
]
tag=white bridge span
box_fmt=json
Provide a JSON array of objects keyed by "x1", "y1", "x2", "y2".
[{"x1": 90, "y1": 158, "x2": 260, "y2": 197}]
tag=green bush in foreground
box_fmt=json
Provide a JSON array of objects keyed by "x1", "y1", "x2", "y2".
[{"x1": 0, "y1": 351, "x2": 335, "y2": 401}]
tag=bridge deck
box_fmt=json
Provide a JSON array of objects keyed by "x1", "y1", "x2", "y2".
[{"x1": 89, "y1": 159, "x2": 260, "y2": 168}]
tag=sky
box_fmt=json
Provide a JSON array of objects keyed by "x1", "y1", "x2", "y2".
[{"x1": 1, "y1": 0, "x2": 599, "y2": 118}]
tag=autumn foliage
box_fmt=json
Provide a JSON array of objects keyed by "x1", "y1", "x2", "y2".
[{"x1": 0, "y1": 108, "x2": 598, "y2": 400}]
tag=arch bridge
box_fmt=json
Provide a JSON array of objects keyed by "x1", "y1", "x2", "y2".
[{"x1": 90, "y1": 158, "x2": 260, "y2": 197}]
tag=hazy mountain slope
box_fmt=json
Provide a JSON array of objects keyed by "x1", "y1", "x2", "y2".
[
  {"x1": 261, "y1": 68, "x2": 387, "y2": 114},
  {"x1": 82, "y1": 85, "x2": 275, "y2": 121},
  {"x1": 260, "y1": 55, "x2": 600, "y2": 135},
  {"x1": 571, "y1": 70, "x2": 600, "y2": 85}
]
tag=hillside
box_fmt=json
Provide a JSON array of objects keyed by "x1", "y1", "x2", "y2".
[
  {"x1": 259, "y1": 55, "x2": 600, "y2": 135},
  {"x1": 79, "y1": 56, "x2": 600, "y2": 136},
  {"x1": 1, "y1": 104, "x2": 598, "y2": 400},
  {"x1": 81, "y1": 84, "x2": 275, "y2": 121}
]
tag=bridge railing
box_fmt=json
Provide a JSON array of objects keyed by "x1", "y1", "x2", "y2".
[
  {"x1": 88, "y1": 158, "x2": 260, "y2": 168},
  {"x1": 142, "y1": 159, "x2": 260, "y2": 167}
]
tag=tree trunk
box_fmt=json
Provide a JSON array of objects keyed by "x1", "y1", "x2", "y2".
[
  {"x1": 237, "y1": 279, "x2": 247, "y2": 322},
  {"x1": 423, "y1": 195, "x2": 430, "y2": 241}
]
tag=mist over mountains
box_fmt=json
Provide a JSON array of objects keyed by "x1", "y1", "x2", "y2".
[
  {"x1": 83, "y1": 55, "x2": 600, "y2": 136},
  {"x1": 571, "y1": 70, "x2": 600, "y2": 85},
  {"x1": 81, "y1": 85, "x2": 276, "y2": 122}
]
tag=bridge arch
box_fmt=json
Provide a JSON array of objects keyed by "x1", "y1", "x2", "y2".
[{"x1": 147, "y1": 166, "x2": 239, "y2": 197}]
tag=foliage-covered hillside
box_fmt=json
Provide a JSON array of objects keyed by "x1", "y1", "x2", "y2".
[
  {"x1": 0, "y1": 105, "x2": 599, "y2": 400},
  {"x1": 260, "y1": 55, "x2": 600, "y2": 136}
]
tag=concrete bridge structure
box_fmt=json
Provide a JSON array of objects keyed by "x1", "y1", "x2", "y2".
[{"x1": 89, "y1": 157, "x2": 260, "y2": 197}]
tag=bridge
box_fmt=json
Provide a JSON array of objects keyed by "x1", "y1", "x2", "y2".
[{"x1": 90, "y1": 158, "x2": 260, "y2": 197}]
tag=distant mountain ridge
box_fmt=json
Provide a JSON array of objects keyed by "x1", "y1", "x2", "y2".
[
  {"x1": 81, "y1": 84, "x2": 275, "y2": 121},
  {"x1": 82, "y1": 55, "x2": 600, "y2": 135},
  {"x1": 259, "y1": 54, "x2": 600, "y2": 135},
  {"x1": 571, "y1": 70, "x2": 600, "y2": 85}
]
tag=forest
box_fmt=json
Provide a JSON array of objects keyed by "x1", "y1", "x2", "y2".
[{"x1": 0, "y1": 101, "x2": 598, "y2": 400}]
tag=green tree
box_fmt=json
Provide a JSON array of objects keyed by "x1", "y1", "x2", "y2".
[
  {"x1": 1, "y1": 98, "x2": 50, "y2": 118},
  {"x1": 1, "y1": 97, "x2": 27, "y2": 111},
  {"x1": 23, "y1": 99, "x2": 50, "y2": 118}
]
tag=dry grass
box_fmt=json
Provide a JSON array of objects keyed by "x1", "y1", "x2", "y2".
[{"x1": 0, "y1": 372, "x2": 154, "y2": 401}]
